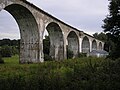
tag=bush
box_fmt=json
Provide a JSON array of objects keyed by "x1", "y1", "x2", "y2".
[
  {"x1": 78, "y1": 53, "x2": 87, "y2": 58},
  {"x1": 44, "y1": 54, "x2": 53, "y2": 61},
  {"x1": 1, "y1": 57, "x2": 120, "y2": 89},
  {"x1": 0, "y1": 45, "x2": 12, "y2": 57},
  {"x1": 11, "y1": 46, "x2": 19, "y2": 55},
  {"x1": 67, "y1": 49, "x2": 74, "y2": 59},
  {"x1": 0, "y1": 54, "x2": 4, "y2": 64}
]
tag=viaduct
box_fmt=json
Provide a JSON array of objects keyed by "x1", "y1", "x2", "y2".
[{"x1": 0, "y1": 0, "x2": 104, "y2": 63}]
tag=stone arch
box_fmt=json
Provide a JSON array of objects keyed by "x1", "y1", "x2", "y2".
[
  {"x1": 92, "y1": 40, "x2": 97, "y2": 50},
  {"x1": 99, "y1": 42, "x2": 102, "y2": 50},
  {"x1": 46, "y1": 22, "x2": 64, "y2": 60},
  {"x1": 67, "y1": 31, "x2": 79, "y2": 58},
  {"x1": 1, "y1": 4, "x2": 40, "y2": 63},
  {"x1": 82, "y1": 36, "x2": 90, "y2": 53}
]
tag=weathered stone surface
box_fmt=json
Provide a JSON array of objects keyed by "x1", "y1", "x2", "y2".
[{"x1": 0, "y1": 0, "x2": 105, "y2": 63}]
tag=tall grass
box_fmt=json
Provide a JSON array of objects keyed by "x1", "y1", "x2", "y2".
[
  {"x1": 3, "y1": 55, "x2": 19, "y2": 64},
  {"x1": 0, "y1": 56, "x2": 120, "y2": 90}
]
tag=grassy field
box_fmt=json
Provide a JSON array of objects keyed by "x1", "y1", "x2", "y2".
[
  {"x1": 0, "y1": 56, "x2": 120, "y2": 90},
  {"x1": 1, "y1": 55, "x2": 104, "y2": 77},
  {"x1": 3, "y1": 55, "x2": 19, "y2": 64}
]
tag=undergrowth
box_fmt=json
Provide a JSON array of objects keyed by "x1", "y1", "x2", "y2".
[{"x1": 0, "y1": 56, "x2": 120, "y2": 90}]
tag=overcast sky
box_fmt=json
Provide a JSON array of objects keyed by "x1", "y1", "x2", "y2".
[{"x1": 0, "y1": 0, "x2": 109, "y2": 39}]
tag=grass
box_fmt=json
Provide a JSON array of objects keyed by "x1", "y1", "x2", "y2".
[
  {"x1": 0, "y1": 55, "x2": 105, "y2": 78},
  {"x1": 0, "y1": 55, "x2": 40, "y2": 78},
  {"x1": 1, "y1": 56, "x2": 119, "y2": 89},
  {"x1": 3, "y1": 55, "x2": 19, "y2": 64},
  {"x1": 0, "y1": 55, "x2": 104, "y2": 75}
]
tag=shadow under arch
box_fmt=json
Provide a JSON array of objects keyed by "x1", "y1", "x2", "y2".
[
  {"x1": 82, "y1": 36, "x2": 90, "y2": 53},
  {"x1": 67, "y1": 31, "x2": 79, "y2": 58},
  {"x1": 92, "y1": 40, "x2": 97, "y2": 50},
  {"x1": 46, "y1": 22, "x2": 64, "y2": 61},
  {"x1": 2, "y1": 4, "x2": 40, "y2": 63},
  {"x1": 99, "y1": 42, "x2": 102, "y2": 50}
]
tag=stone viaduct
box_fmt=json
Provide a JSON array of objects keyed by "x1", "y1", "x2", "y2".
[{"x1": 0, "y1": 0, "x2": 104, "y2": 63}]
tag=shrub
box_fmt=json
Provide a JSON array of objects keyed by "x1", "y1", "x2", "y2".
[
  {"x1": 78, "y1": 53, "x2": 87, "y2": 58},
  {"x1": 0, "y1": 54, "x2": 4, "y2": 64},
  {"x1": 11, "y1": 46, "x2": 19, "y2": 55},
  {"x1": 1, "y1": 57, "x2": 120, "y2": 89},
  {"x1": 44, "y1": 54, "x2": 53, "y2": 61},
  {"x1": 67, "y1": 49, "x2": 74, "y2": 59},
  {"x1": 0, "y1": 45, "x2": 12, "y2": 57}
]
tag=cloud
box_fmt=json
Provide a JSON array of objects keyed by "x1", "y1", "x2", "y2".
[{"x1": 0, "y1": 32, "x2": 20, "y2": 39}]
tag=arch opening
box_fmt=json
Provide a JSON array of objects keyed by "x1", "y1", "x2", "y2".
[
  {"x1": 92, "y1": 40, "x2": 97, "y2": 50},
  {"x1": 43, "y1": 30, "x2": 51, "y2": 61},
  {"x1": 99, "y1": 42, "x2": 102, "y2": 50},
  {"x1": 67, "y1": 31, "x2": 79, "y2": 59},
  {"x1": 82, "y1": 36, "x2": 90, "y2": 53},
  {"x1": 0, "y1": 4, "x2": 40, "y2": 63},
  {"x1": 0, "y1": 10, "x2": 20, "y2": 39},
  {"x1": 46, "y1": 22, "x2": 64, "y2": 61}
]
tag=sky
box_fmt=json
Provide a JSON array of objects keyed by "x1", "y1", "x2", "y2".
[{"x1": 0, "y1": 0, "x2": 109, "y2": 39}]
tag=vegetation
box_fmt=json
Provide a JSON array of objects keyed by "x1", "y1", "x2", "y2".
[
  {"x1": 0, "y1": 56, "x2": 120, "y2": 90},
  {"x1": 78, "y1": 53, "x2": 87, "y2": 58},
  {"x1": 102, "y1": 0, "x2": 120, "y2": 59},
  {"x1": 67, "y1": 49, "x2": 74, "y2": 59},
  {"x1": 0, "y1": 1, "x2": 120, "y2": 89},
  {"x1": 43, "y1": 36, "x2": 50, "y2": 55},
  {"x1": 0, "y1": 45, "x2": 12, "y2": 57},
  {"x1": 0, "y1": 39, "x2": 20, "y2": 47},
  {"x1": 0, "y1": 54, "x2": 4, "y2": 64},
  {"x1": 0, "y1": 39, "x2": 19, "y2": 57},
  {"x1": 43, "y1": 36, "x2": 52, "y2": 61}
]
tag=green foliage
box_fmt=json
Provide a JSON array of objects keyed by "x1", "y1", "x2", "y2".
[
  {"x1": 43, "y1": 36, "x2": 50, "y2": 55},
  {"x1": 93, "y1": 32, "x2": 107, "y2": 42},
  {"x1": 3, "y1": 55, "x2": 19, "y2": 64},
  {"x1": 102, "y1": 0, "x2": 120, "y2": 59},
  {"x1": 0, "y1": 54, "x2": 4, "y2": 64},
  {"x1": 1, "y1": 56, "x2": 120, "y2": 89},
  {"x1": 11, "y1": 46, "x2": 19, "y2": 55},
  {"x1": 93, "y1": 32, "x2": 111, "y2": 52},
  {"x1": 0, "y1": 39, "x2": 11, "y2": 46},
  {"x1": 0, "y1": 39, "x2": 19, "y2": 57},
  {"x1": 0, "y1": 39, "x2": 20, "y2": 47},
  {"x1": 66, "y1": 45, "x2": 74, "y2": 59},
  {"x1": 44, "y1": 54, "x2": 53, "y2": 61},
  {"x1": 78, "y1": 53, "x2": 87, "y2": 58},
  {"x1": 67, "y1": 49, "x2": 74, "y2": 59},
  {"x1": 43, "y1": 36, "x2": 52, "y2": 61},
  {"x1": 0, "y1": 45, "x2": 12, "y2": 57}
]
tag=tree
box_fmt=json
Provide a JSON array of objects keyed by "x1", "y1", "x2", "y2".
[
  {"x1": 0, "y1": 45, "x2": 12, "y2": 57},
  {"x1": 43, "y1": 36, "x2": 50, "y2": 55},
  {"x1": 0, "y1": 54, "x2": 4, "y2": 64},
  {"x1": 93, "y1": 32, "x2": 110, "y2": 52},
  {"x1": 0, "y1": 39, "x2": 11, "y2": 46},
  {"x1": 66, "y1": 45, "x2": 74, "y2": 59},
  {"x1": 43, "y1": 36, "x2": 53, "y2": 61},
  {"x1": 102, "y1": 0, "x2": 120, "y2": 59},
  {"x1": 93, "y1": 32, "x2": 107, "y2": 42}
]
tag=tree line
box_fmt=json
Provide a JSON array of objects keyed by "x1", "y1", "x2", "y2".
[{"x1": 0, "y1": 39, "x2": 20, "y2": 60}]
